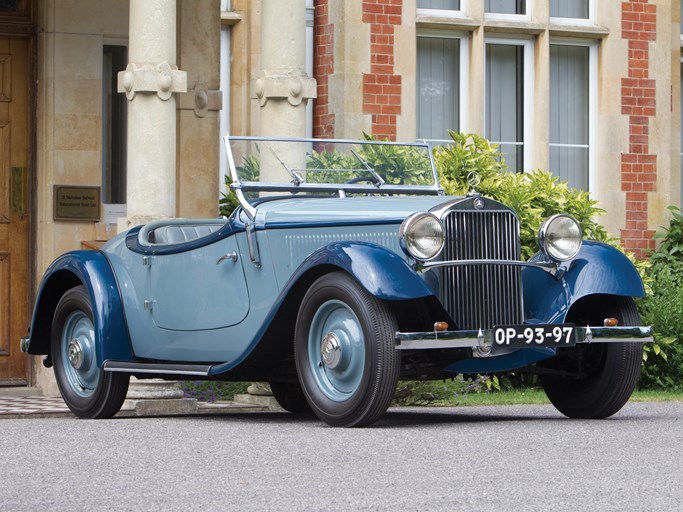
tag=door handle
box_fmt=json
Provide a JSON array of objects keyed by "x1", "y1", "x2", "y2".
[{"x1": 216, "y1": 252, "x2": 238, "y2": 264}]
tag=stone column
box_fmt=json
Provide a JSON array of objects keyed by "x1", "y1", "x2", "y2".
[
  {"x1": 117, "y1": 0, "x2": 187, "y2": 230},
  {"x1": 252, "y1": 0, "x2": 316, "y2": 183},
  {"x1": 116, "y1": 0, "x2": 194, "y2": 415},
  {"x1": 241, "y1": 0, "x2": 315, "y2": 408}
]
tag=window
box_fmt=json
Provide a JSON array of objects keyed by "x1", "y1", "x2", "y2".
[
  {"x1": 102, "y1": 45, "x2": 127, "y2": 207},
  {"x1": 418, "y1": 0, "x2": 461, "y2": 10},
  {"x1": 550, "y1": 0, "x2": 589, "y2": 19},
  {"x1": 417, "y1": 35, "x2": 465, "y2": 145},
  {"x1": 549, "y1": 43, "x2": 591, "y2": 190},
  {"x1": 485, "y1": 40, "x2": 533, "y2": 173},
  {"x1": 485, "y1": 0, "x2": 526, "y2": 15}
]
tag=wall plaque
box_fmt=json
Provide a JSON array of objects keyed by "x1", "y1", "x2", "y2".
[{"x1": 54, "y1": 185, "x2": 101, "y2": 221}]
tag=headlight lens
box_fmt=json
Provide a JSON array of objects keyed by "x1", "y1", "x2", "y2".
[
  {"x1": 538, "y1": 214, "x2": 582, "y2": 262},
  {"x1": 399, "y1": 212, "x2": 444, "y2": 261}
]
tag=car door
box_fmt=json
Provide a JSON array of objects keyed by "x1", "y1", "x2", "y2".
[{"x1": 149, "y1": 236, "x2": 249, "y2": 331}]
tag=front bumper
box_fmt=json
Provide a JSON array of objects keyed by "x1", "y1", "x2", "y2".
[{"x1": 395, "y1": 326, "x2": 653, "y2": 351}]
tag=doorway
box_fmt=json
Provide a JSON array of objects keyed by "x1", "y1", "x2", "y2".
[{"x1": 0, "y1": 35, "x2": 30, "y2": 386}]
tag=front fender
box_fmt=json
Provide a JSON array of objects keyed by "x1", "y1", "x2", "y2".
[
  {"x1": 26, "y1": 251, "x2": 134, "y2": 365},
  {"x1": 523, "y1": 241, "x2": 645, "y2": 323},
  {"x1": 293, "y1": 241, "x2": 435, "y2": 300}
]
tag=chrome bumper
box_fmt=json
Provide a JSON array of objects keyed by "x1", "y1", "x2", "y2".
[
  {"x1": 395, "y1": 326, "x2": 653, "y2": 351},
  {"x1": 19, "y1": 336, "x2": 30, "y2": 353}
]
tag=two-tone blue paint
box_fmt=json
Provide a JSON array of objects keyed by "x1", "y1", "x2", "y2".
[
  {"x1": 26, "y1": 191, "x2": 647, "y2": 379},
  {"x1": 26, "y1": 250, "x2": 134, "y2": 364},
  {"x1": 522, "y1": 241, "x2": 645, "y2": 324},
  {"x1": 445, "y1": 241, "x2": 646, "y2": 374}
]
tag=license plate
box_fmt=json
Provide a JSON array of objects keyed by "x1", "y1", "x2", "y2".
[{"x1": 492, "y1": 324, "x2": 575, "y2": 348}]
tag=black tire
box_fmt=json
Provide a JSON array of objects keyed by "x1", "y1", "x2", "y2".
[
  {"x1": 269, "y1": 380, "x2": 312, "y2": 413},
  {"x1": 51, "y1": 285, "x2": 129, "y2": 418},
  {"x1": 294, "y1": 272, "x2": 400, "y2": 427},
  {"x1": 541, "y1": 296, "x2": 643, "y2": 419}
]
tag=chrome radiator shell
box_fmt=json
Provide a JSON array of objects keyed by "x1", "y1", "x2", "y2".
[{"x1": 435, "y1": 198, "x2": 524, "y2": 330}]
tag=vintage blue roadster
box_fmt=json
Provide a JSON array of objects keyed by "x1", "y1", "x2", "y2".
[{"x1": 21, "y1": 136, "x2": 652, "y2": 426}]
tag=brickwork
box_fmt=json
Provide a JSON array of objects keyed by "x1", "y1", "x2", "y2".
[
  {"x1": 620, "y1": 0, "x2": 657, "y2": 258},
  {"x1": 362, "y1": 0, "x2": 402, "y2": 140},
  {"x1": 313, "y1": 0, "x2": 335, "y2": 138}
]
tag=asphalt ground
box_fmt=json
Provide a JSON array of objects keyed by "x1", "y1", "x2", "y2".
[{"x1": 1, "y1": 400, "x2": 681, "y2": 511}]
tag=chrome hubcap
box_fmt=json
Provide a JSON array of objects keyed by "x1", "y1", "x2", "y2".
[
  {"x1": 67, "y1": 338, "x2": 84, "y2": 369},
  {"x1": 321, "y1": 332, "x2": 342, "y2": 369}
]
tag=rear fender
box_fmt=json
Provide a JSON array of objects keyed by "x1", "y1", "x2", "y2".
[
  {"x1": 27, "y1": 251, "x2": 134, "y2": 365},
  {"x1": 523, "y1": 241, "x2": 645, "y2": 324}
]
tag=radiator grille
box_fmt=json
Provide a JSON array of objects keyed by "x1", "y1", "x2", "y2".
[{"x1": 440, "y1": 209, "x2": 523, "y2": 330}]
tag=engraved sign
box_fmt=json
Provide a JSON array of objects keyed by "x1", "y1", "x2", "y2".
[{"x1": 54, "y1": 185, "x2": 101, "y2": 221}]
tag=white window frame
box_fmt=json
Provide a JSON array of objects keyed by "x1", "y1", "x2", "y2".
[
  {"x1": 484, "y1": 36, "x2": 534, "y2": 172},
  {"x1": 549, "y1": 38, "x2": 598, "y2": 191},
  {"x1": 416, "y1": 0, "x2": 468, "y2": 18},
  {"x1": 485, "y1": 0, "x2": 533, "y2": 22},
  {"x1": 549, "y1": 0, "x2": 595, "y2": 27},
  {"x1": 416, "y1": 29, "x2": 470, "y2": 145}
]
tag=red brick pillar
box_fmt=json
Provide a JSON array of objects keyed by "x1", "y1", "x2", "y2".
[
  {"x1": 362, "y1": 0, "x2": 402, "y2": 140},
  {"x1": 313, "y1": 0, "x2": 335, "y2": 139},
  {"x1": 620, "y1": 0, "x2": 657, "y2": 258}
]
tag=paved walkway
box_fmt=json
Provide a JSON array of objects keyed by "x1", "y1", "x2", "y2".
[{"x1": 0, "y1": 393, "x2": 268, "y2": 419}]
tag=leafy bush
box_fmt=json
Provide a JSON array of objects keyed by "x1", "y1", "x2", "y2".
[
  {"x1": 180, "y1": 381, "x2": 250, "y2": 402},
  {"x1": 393, "y1": 376, "x2": 496, "y2": 406},
  {"x1": 434, "y1": 132, "x2": 611, "y2": 259},
  {"x1": 638, "y1": 206, "x2": 683, "y2": 390}
]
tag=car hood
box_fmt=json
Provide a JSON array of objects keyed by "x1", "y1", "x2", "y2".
[{"x1": 254, "y1": 196, "x2": 459, "y2": 226}]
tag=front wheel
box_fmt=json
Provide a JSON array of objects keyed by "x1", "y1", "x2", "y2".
[
  {"x1": 541, "y1": 297, "x2": 643, "y2": 419},
  {"x1": 52, "y1": 285, "x2": 129, "y2": 418},
  {"x1": 294, "y1": 272, "x2": 400, "y2": 427}
]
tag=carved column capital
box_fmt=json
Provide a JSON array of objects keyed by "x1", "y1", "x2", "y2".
[
  {"x1": 117, "y1": 62, "x2": 188, "y2": 101},
  {"x1": 251, "y1": 69, "x2": 317, "y2": 107}
]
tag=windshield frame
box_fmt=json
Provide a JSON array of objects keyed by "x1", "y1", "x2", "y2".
[{"x1": 224, "y1": 134, "x2": 444, "y2": 220}]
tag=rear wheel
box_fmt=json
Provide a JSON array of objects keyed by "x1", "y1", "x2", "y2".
[
  {"x1": 52, "y1": 286, "x2": 129, "y2": 418},
  {"x1": 294, "y1": 272, "x2": 400, "y2": 427},
  {"x1": 541, "y1": 296, "x2": 643, "y2": 419},
  {"x1": 269, "y1": 380, "x2": 312, "y2": 413}
]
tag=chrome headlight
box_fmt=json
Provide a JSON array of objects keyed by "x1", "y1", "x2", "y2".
[
  {"x1": 399, "y1": 212, "x2": 444, "y2": 261},
  {"x1": 538, "y1": 214, "x2": 582, "y2": 262}
]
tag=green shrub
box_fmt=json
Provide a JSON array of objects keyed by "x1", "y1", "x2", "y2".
[
  {"x1": 434, "y1": 131, "x2": 611, "y2": 259},
  {"x1": 180, "y1": 381, "x2": 250, "y2": 402},
  {"x1": 638, "y1": 206, "x2": 683, "y2": 390}
]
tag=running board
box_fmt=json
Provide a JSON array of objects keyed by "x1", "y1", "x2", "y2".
[{"x1": 103, "y1": 361, "x2": 212, "y2": 377}]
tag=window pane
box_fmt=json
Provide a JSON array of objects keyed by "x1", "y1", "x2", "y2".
[
  {"x1": 418, "y1": 0, "x2": 460, "y2": 10},
  {"x1": 485, "y1": 0, "x2": 526, "y2": 15},
  {"x1": 550, "y1": 44, "x2": 589, "y2": 189},
  {"x1": 550, "y1": 0, "x2": 589, "y2": 19},
  {"x1": 417, "y1": 37, "x2": 460, "y2": 145},
  {"x1": 486, "y1": 44, "x2": 524, "y2": 172},
  {"x1": 102, "y1": 45, "x2": 128, "y2": 204}
]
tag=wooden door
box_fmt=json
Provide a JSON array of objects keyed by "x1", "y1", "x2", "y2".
[{"x1": 0, "y1": 36, "x2": 30, "y2": 386}]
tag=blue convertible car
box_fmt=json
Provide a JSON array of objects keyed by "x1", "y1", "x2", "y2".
[{"x1": 21, "y1": 136, "x2": 652, "y2": 426}]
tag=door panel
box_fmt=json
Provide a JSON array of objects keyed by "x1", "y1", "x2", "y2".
[
  {"x1": 151, "y1": 237, "x2": 250, "y2": 331},
  {"x1": 0, "y1": 36, "x2": 29, "y2": 386}
]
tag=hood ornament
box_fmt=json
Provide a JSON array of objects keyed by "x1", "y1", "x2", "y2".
[{"x1": 466, "y1": 171, "x2": 482, "y2": 198}]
